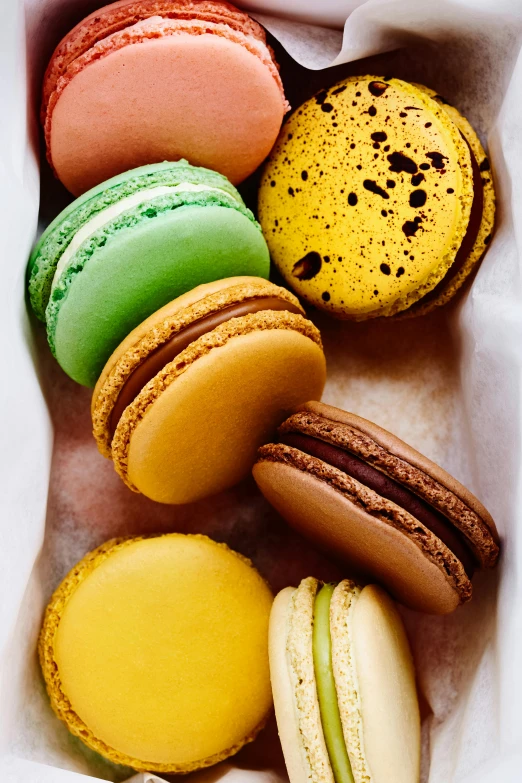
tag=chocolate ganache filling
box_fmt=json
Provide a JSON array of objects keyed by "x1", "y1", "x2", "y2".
[
  {"x1": 109, "y1": 296, "x2": 303, "y2": 437},
  {"x1": 410, "y1": 134, "x2": 485, "y2": 310},
  {"x1": 280, "y1": 432, "x2": 476, "y2": 577}
]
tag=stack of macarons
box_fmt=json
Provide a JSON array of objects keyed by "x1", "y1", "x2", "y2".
[
  {"x1": 30, "y1": 3, "x2": 501, "y2": 780},
  {"x1": 39, "y1": 534, "x2": 422, "y2": 779},
  {"x1": 28, "y1": 161, "x2": 271, "y2": 387}
]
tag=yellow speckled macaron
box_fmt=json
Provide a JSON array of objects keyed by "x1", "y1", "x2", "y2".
[
  {"x1": 39, "y1": 534, "x2": 274, "y2": 774},
  {"x1": 259, "y1": 76, "x2": 495, "y2": 320}
]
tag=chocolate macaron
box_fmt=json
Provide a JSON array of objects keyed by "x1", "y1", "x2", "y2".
[
  {"x1": 92, "y1": 278, "x2": 326, "y2": 504},
  {"x1": 253, "y1": 402, "x2": 499, "y2": 614}
]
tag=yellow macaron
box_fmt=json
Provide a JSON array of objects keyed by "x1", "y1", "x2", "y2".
[
  {"x1": 91, "y1": 276, "x2": 326, "y2": 504},
  {"x1": 39, "y1": 534, "x2": 274, "y2": 773},
  {"x1": 259, "y1": 76, "x2": 495, "y2": 320}
]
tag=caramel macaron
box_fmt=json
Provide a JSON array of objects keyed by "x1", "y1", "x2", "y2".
[
  {"x1": 253, "y1": 402, "x2": 499, "y2": 614},
  {"x1": 39, "y1": 534, "x2": 274, "y2": 773},
  {"x1": 259, "y1": 76, "x2": 495, "y2": 320},
  {"x1": 92, "y1": 278, "x2": 326, "y2": 504}
]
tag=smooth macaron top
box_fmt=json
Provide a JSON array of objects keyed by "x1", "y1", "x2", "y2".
[
  {"x1": 254, "y1": 401, "x2": 499, "y2": 614},
  {"x1": 42, "y1": 0, "x2": 288, "y2": 193},
  {"x1": 92, "y1": 277, "x2": 327, "y2": 504},
  {"x1": 259, "y1": 76, "x2": 481, "y2": 319},
  {"x1": 39, "y1": 534, "x2": 274, "y2": 773},
  {"x1": 269, "y1": 578, "x2": 420, "y2": 783},
  {"x1": 28, "y1": 161, "x2": 270, "y2": 388},
  {"x1": 41, "y1": 0, "x2": 270, "y2": 112}
]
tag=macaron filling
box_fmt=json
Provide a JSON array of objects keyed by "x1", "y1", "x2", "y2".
[
  {"x1": 410, "y1": 134, "x2": 484, "y2": 309},
  {"x1": 50, "y1": 182, "x2": 237, "y2": 292},
  {"x1": 108, "y1": 296, "x2": 303, "y2": 437},
  {"x1": 313, "y1": 583, "x2": 355, "y2": 783},
  {"x1": 280, "y1": 432, "x2": 476, "y2": 576}
]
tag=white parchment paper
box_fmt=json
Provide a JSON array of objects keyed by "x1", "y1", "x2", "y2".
[{"x1": 1, "y1": 1, "x2": 522, "y2": 781}]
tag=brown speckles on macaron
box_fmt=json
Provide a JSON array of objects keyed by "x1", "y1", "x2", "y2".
[
  {"x1": 426, "y1": 151, "x2": 448, "y2": 169},
  {"x1": 292, "y1": 252, "x2": 322, "y2": 280},
  {"x1": 387, "y1": 151, "x2": 418, "y2": 174},
  {"x1": 363, "y1": 180, "x2": 389, "y2": 199},
  {"x1": 368, "y1": 80, "x2": 389, "y2": 97},
  {"x1": 402, "y1": 217, "x2": 423, "y2": 237},
  {"x1": 258, "y1": 75, "x2": 478, "y2": 319},
  {"x1": 409, "y1": 190, "x2": 427, "y2": 208}
]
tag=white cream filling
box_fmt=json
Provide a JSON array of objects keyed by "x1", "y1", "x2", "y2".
[{"x1": 51, "y1": 182, "x2": 235, "y2": 290}]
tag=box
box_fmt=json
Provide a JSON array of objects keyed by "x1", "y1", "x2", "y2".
[{"x1": 1, "y1": 1, "x2": 522, "y2": 780}]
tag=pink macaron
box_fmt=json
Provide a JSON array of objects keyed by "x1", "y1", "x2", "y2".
[{"x1": 42, "y1": 0, "x2": 289, "y2": 195}]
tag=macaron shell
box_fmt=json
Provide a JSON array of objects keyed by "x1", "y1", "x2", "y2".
[
  {"x1": 351, "y1": 585, "x2": 420, "y2": 783},
  {"x1": 328, "y1": 581, "x2": 368, "y2": 783},
  {"x1": 402, "y1": 86, "x2": 495, "y2": 317},
  {"x1": 116, "y1": 320, "x2": 326, "y2": 503},
  {"x1": 40, "y1": 534, "x2": 274, "y2": 772},
  {"x1": 49, "y1": 25, "x2": 285, "y2": 194},
  {"x1": 92, "y1": 278, "x2": 303, "y2": 457},
  {"x1": 268, "y1": 587, "x2": 310, "y2": 783},
  {"x1": 298, "y1": 401, "x2": 499, "y2": 549},
  {"x1": 49, "y1": 204, "x2": 270, "y2": 387},
  {"x1": 283, "y1": 577, "x2": 334, "y2": 783},
  {"x1": 252, "y1": 459, "x2": 462, "y2": 613},
  {"x1": 28, "y1": 161, "x2": 243, "y2": 321},
  {"x1": 41, "y1": 0, "x2": 268, "y2": 113},
  {"x1": 259, "y1": 76, "x2": 473, "y2": 319}
]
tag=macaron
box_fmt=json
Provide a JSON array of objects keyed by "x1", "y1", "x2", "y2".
[
  {"x1": 259, "y1": 76, "x2": 495, "y2": 320},
  {"x1": 253, "y1": 402, "x2": 500, "y2": 614},
  {"x1": 28, "y1": 161, "x2": 270, "y2": 387},
  {"x1": 42, "y1": 0, "x2": 288, "y2": 195},
  {"x1": 92, "y1": 278, "x2": 326, "y2": 504},
  {"x1": 39, "y1": 533, "x2": 274, "y2": 773},
  {"x1": 270, "y1": 578, "x2": 420, "y2": 783}
]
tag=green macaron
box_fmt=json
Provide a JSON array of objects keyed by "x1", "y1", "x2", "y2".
[{"x1": 28, "y1": 161, "x2": 270, "y2": 387}]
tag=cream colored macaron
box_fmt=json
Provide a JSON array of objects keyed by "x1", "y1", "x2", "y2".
[
  {"x1": 39, "y1": 534, "x2": 274, "y2": 773},
  {"x1": 92, "y1": 277, "x2": 326, "y2": 504},
  {"x1": 269, "y1": 578, "x2": 420, "y2": 783}
]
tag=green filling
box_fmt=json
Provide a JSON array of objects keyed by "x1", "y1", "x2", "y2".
[{"x1": 313, "y1": 584, "x2": 355, "y2": 783}]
